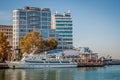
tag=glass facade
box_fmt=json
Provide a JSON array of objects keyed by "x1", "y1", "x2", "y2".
[
  {"x1": 39, "y1": 29, "x2": 63, "y2": 49},
  {"x1": 52, "y1": 11, "x2": 73, "y2": 49},
  {"x1": 13, "y1": 7, "x2": 51, "y2": 49}
]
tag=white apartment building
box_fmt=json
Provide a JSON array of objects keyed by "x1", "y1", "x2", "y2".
[
  {"x1": 13, "y1": 6, "x2": 51, "y2": 50},
  {"x1": 52, "y1": 11, "x2": 73, "y2": 49}
]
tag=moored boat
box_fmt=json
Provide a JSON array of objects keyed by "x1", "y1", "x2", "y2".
[{"x1": 6, "y1": 51, "x2": 77, "y2": 69}]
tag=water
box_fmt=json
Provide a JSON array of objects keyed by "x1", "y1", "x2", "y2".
[{"x1": 0, "y1": 65, "x2": 120, "y2": 80}]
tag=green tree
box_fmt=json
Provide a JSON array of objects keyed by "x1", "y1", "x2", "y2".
[
  {"x1": 0, "y1": 32, "x2": 12, "y2": 61},
  {"x1": 47, "y1": 37, "x2": 58, "y2": 50},
  {"x1": 20, "y1": 30, "x2": 43, "y2": 54}
]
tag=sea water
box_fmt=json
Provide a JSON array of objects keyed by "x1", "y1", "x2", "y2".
[{"x1": 0, "y1": 65, "x2": 120, "y2": 80}]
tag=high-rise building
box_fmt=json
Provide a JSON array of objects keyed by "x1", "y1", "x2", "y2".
[
  {"x1": 52, "y1": 11, "x2": 73, "y2": 49},
  {"x1": 0, "y1": 25, "x2": 13, "y2": 46},
  {"x1": 13, "y1": 6, "x2": 51, "y2": 49}
]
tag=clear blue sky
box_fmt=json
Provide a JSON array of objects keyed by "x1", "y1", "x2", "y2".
[{"x1": 0, "y1": 0, "x2": 120, "y2": 59}]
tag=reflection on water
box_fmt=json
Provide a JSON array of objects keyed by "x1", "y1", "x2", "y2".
[
  {"x1": 0, "y1": 65, "x2": 120, "y2": 80},
  {"x1": 78, "y1": 67, "x2": 98, "y2": 71},
  {"x1": 0, "y1": 68, "x2": 75, "y2": 80}
]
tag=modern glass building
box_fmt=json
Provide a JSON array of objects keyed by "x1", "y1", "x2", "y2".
[
  {"x1": 13, "y1": 6, "x2": 51, "y2": 49},
  {"x1": 13, "y1": 6, "x2": 64, "y2": 52},
  {"x1": 52, "y1": 11, "x2": 73, "y2": 49}
]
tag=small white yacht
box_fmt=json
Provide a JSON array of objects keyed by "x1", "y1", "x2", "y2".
[{"x1": 6, "y1": 51, "x2": 77, "y2": 69}]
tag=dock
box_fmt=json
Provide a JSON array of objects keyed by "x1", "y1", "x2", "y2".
[
  {"x1": 104, "y1": 59, "x2": 120, "y2": 65},
  {"x1": 77, "y1": 59, "x2": 120, "y2": 67},
  {"x1": 78, "y1": 63, "x2": 104, "y2": 67},
  {"x1": 73, "y1": 59, "x2": 105, "y2": 67},
  {"x1": 0, "y1": 63, "x2": 9, "y2": 69}
]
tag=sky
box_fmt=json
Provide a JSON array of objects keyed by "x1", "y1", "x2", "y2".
[{"x1": 0, "y1": 0, "x2": 120, "y2": 59}]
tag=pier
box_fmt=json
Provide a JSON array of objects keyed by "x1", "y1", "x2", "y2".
[
  {"x1": 104, "y1": 59, "x2": 120, "y2": 65},
  {"x1": 0, "y1": 63, "x2": 9, "y2": 68},
  {"x1": 76, "y1": 59, "x2": 120, "y2": 67},
  {"x1": 73, "y1": 59, "x2": 105, "y2": 67},
  {"x1": 77, "y1": 61, "x2": 105, "y2": 67}
]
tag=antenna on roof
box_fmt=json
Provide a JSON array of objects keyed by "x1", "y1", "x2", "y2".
[
  {"x1": 55, "y1": 11, "x2": 58, "y2": 14},
  {"x1": 67, "y1": 10, "x2": 71, "y2": 13}
]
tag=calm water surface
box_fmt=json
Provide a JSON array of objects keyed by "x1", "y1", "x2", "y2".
[{"x1": 0, "y1": 65, "x2": 120, "y2": 80}]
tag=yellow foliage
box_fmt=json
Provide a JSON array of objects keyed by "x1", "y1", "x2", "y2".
[
  {"x1": 20, "y1": 30, "x2": 58, "y2": 54},
  {"x1": 20, "y1": 30, "x2": 43, "y2": 54},
  {"x1": 0, "y1": 32, "x2": 12, "y2": 61},
  {"x1": 48, "y1": 37, "x2": 58, "y2": 50}
]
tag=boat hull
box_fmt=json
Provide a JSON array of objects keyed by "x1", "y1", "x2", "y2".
[{"x1": 6, "y1": 61, "x2": 77, "y2": 69}]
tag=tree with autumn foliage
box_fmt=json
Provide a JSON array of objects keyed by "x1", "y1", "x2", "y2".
[
  {"x1": 20, "y1": 30, "x2": 58, "y2": 54},
  {"x1": 47, "y1": 37, "x2": 58, "y2": 50},
  {"x1": 20, "y1": 30, "x2": 43, "y2": 54},
  {"x1": 0, "y1": 32, "x2": 12, "y2": 61}
]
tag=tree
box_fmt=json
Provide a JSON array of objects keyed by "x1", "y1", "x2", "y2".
[
  {"x1": 47, "y1": 37, "x2": 58, "y2": 50},
  {"x1": 42, "y1": 40, "x2": 49, "y2": 51},
  {"x1": 20, "y1": 30, "x2": 43, "y2": 54},
  {"x1": 20, "y1": 30, "x2": 58, "y2": 54},
  {"x1": 0, "y1": 32, "x2": 12, "y2": 61}
]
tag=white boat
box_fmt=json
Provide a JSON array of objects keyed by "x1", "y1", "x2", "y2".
[{"x1": 6, "y1": 51, "x2": 77, "y2": 69}]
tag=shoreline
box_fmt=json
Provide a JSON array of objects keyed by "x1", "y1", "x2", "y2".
[
  {"x1": 0, "y1": 63, "x2": 9, "y2": 69},
  {"x1": 0, "y1": 59, "x2": 120, "y2": 69}
]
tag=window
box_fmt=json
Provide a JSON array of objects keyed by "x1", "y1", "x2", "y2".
[
  {"x1": 20, "y1": 17, "x2": 26, "y2": 20},
  {"x1": 42, "y1": 13, "x2": 47, "y2": 16},
  {"x1": 47, "y1": 13, "x2": 51, "y2": 17},
  {"x1": 56, "y1": 24, "x2": 72, "y2": 26},
  {"x1": 20, "y1": 12, "x2": 26, "y2": 15},
  {"x1": 42, "y1": 18, "x2": 47, "y2": 21},
  {"x1": 47, "y1": 18, "x2": 51, "y2": 21}
]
